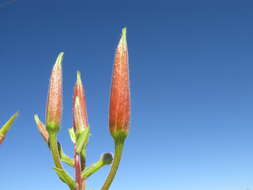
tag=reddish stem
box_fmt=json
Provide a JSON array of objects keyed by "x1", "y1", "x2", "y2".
[{"x1": 74, "y1": 144, "x2": 83, "y2": 190}]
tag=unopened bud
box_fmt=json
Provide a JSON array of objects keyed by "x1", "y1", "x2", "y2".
[
  {"x1": 109, "y1": 28, "x2": 130, "y2": 140},
  {"x1": 46, "y1": 52, "x2": 63, "y2": 133},
  {"x1": 73, "y1": 71, "x2": 88, "y2": 131},
  {"x1": 73, "y1": 97, "x2": 86, "y2": 132},
  {"x1": 101, "y1": 153, "x2": 113, "y2": 165}
]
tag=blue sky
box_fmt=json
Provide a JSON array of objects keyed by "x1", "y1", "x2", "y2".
[{"x1": 0, "y1": 0, "x2": 253, "y2": 190}]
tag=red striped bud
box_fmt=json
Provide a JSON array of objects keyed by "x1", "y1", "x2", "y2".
[
  {"x1": 109, "y1": 28, "x2": 130, "y2": 140},
  {"x1": 46, "y1": 52, "x2": 63, "y2": 133},
  {"x1": 73, "y1": 71, "x2": 88, "y2": 131}
]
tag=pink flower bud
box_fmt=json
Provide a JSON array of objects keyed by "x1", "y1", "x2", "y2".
[
  {"x1": 46, "y1": 53, "x2": 63, "y2": 132},
  {"x1": 109, "y1": 28, "x2": 130, "y2": 140},
  {"x1": 73, "y1": 71, "x2": 88, "y2": 131}
]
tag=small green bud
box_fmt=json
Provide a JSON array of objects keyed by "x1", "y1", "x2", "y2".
[{"x1": 101, "y1": 153, "x2": 113, "y2": 165}]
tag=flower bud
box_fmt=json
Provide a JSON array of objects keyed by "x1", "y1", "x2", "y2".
[
  {"x1": 109, "y1": 28, "x2": 130, "y2": 140},
  {"x1": 101, "y1": 153, "x2": 113, "y2": 165},
  {"x1": 0, "y1": 112, "x2": 18, "y2": 144},
  {"x1": 73, "y1": 97, "x2": 86, "y2": 132},
  {"x1": 46, "y1": 52, "x2": 63, "y2": 133},
  {"x1": 73, "y1": 71, "x2": 88, "y2": 131}
]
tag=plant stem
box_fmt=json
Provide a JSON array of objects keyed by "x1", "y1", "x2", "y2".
[
  {"x1": 49, "y1": 132, "x2": 62, "y2": 169},
  {"x1": 81, "y1": 160, "x2": 104, "y2": 179},
  {"x1": 50, "y1": 132, "x2": 76, "y2": 190},
  {"x1": 74, "y1": 144, "x2": 84, "y2": 190},
  {"x1": 101, "y1": 139, "x2": 125, "y2": 190}
]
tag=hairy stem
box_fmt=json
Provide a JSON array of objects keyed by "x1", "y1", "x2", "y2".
[
  {"x1": 74, "y1": 144, "x2": 84, "y2": 190},
  {"x1": 101, "y1": 139, "x2": 125, "y2": 190},
  {"x1": 81, "y1": 160, "x2": 104, "y2": 179},
  {"x1": 49, "y1": 132, "x2": 76, "y2": 190},
  {"x1": 49, "y1": 132, "x2": 62, "y2": 169}
]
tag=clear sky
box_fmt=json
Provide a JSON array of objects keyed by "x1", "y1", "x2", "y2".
[{"x1": 0, "y1": 0, "x2": 253, "y2": 190}]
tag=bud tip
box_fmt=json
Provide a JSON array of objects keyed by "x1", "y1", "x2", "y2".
[
  {"x1": 55, "y1": 52, "x2": 64, "y2": 67},
  {"x1": 34, "y1": 114, "x2": 39, "y2": 123},
  {"x1": 13, "y1": 112, "x2": 19, "y2": 118},
  {"x1": 118, "y1": 27, "x2": 127, "y2": 53},
  {"x1": 121, "y1": 27, "x2": 127, "y2": 40},
  {"x1": 76, "y1": 71, "x2": 82, "y2": 84}
]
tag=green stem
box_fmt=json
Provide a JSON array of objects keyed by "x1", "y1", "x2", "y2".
[
  {"x1": 61, "y1": 150, "x2": 75, "y2": 167},
  {"x1": 81, "y1": 160, "x2": 104, "y2": 179},
  {"x1": 101, "y1": 139, "x2": 125, "y2": 190},
  {"x1": 49, "y1": 132, "x2": 75, "y2": 190},
  {"x1": 49, "y1": 132, "x2": 62, "y2": 168}
]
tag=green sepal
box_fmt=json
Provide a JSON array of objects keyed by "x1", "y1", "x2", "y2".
[
  {"x1": 76, "y1": 128, "x2": 90, "y2": 153},
  {"x1": 53, "y1": 167, "x2": 76, "y2": 190},
  {"x1": 46, "y1": 122, "x2": 60, "y2": 133},
  {"x1": 110, "y1": 130, "x2": 127, "y2": 142},
  {"x1": 68, "y1": 128, "x2": 76, "y2": 143}
]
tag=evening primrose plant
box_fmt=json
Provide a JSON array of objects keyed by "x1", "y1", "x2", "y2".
[{"x1": 34, "y1": 28, "x2": 130, "y2": 190}]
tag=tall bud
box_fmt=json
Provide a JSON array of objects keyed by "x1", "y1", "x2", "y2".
[
  {"x1": 109, "y1": 28, "x2": 130, "y2": 140},
  {"x1": 46, "y1": 52, "x2": 63, "y2": 133},
  {"x1": 73, "y1": 71, "x2": 88, "y2": 132}
]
